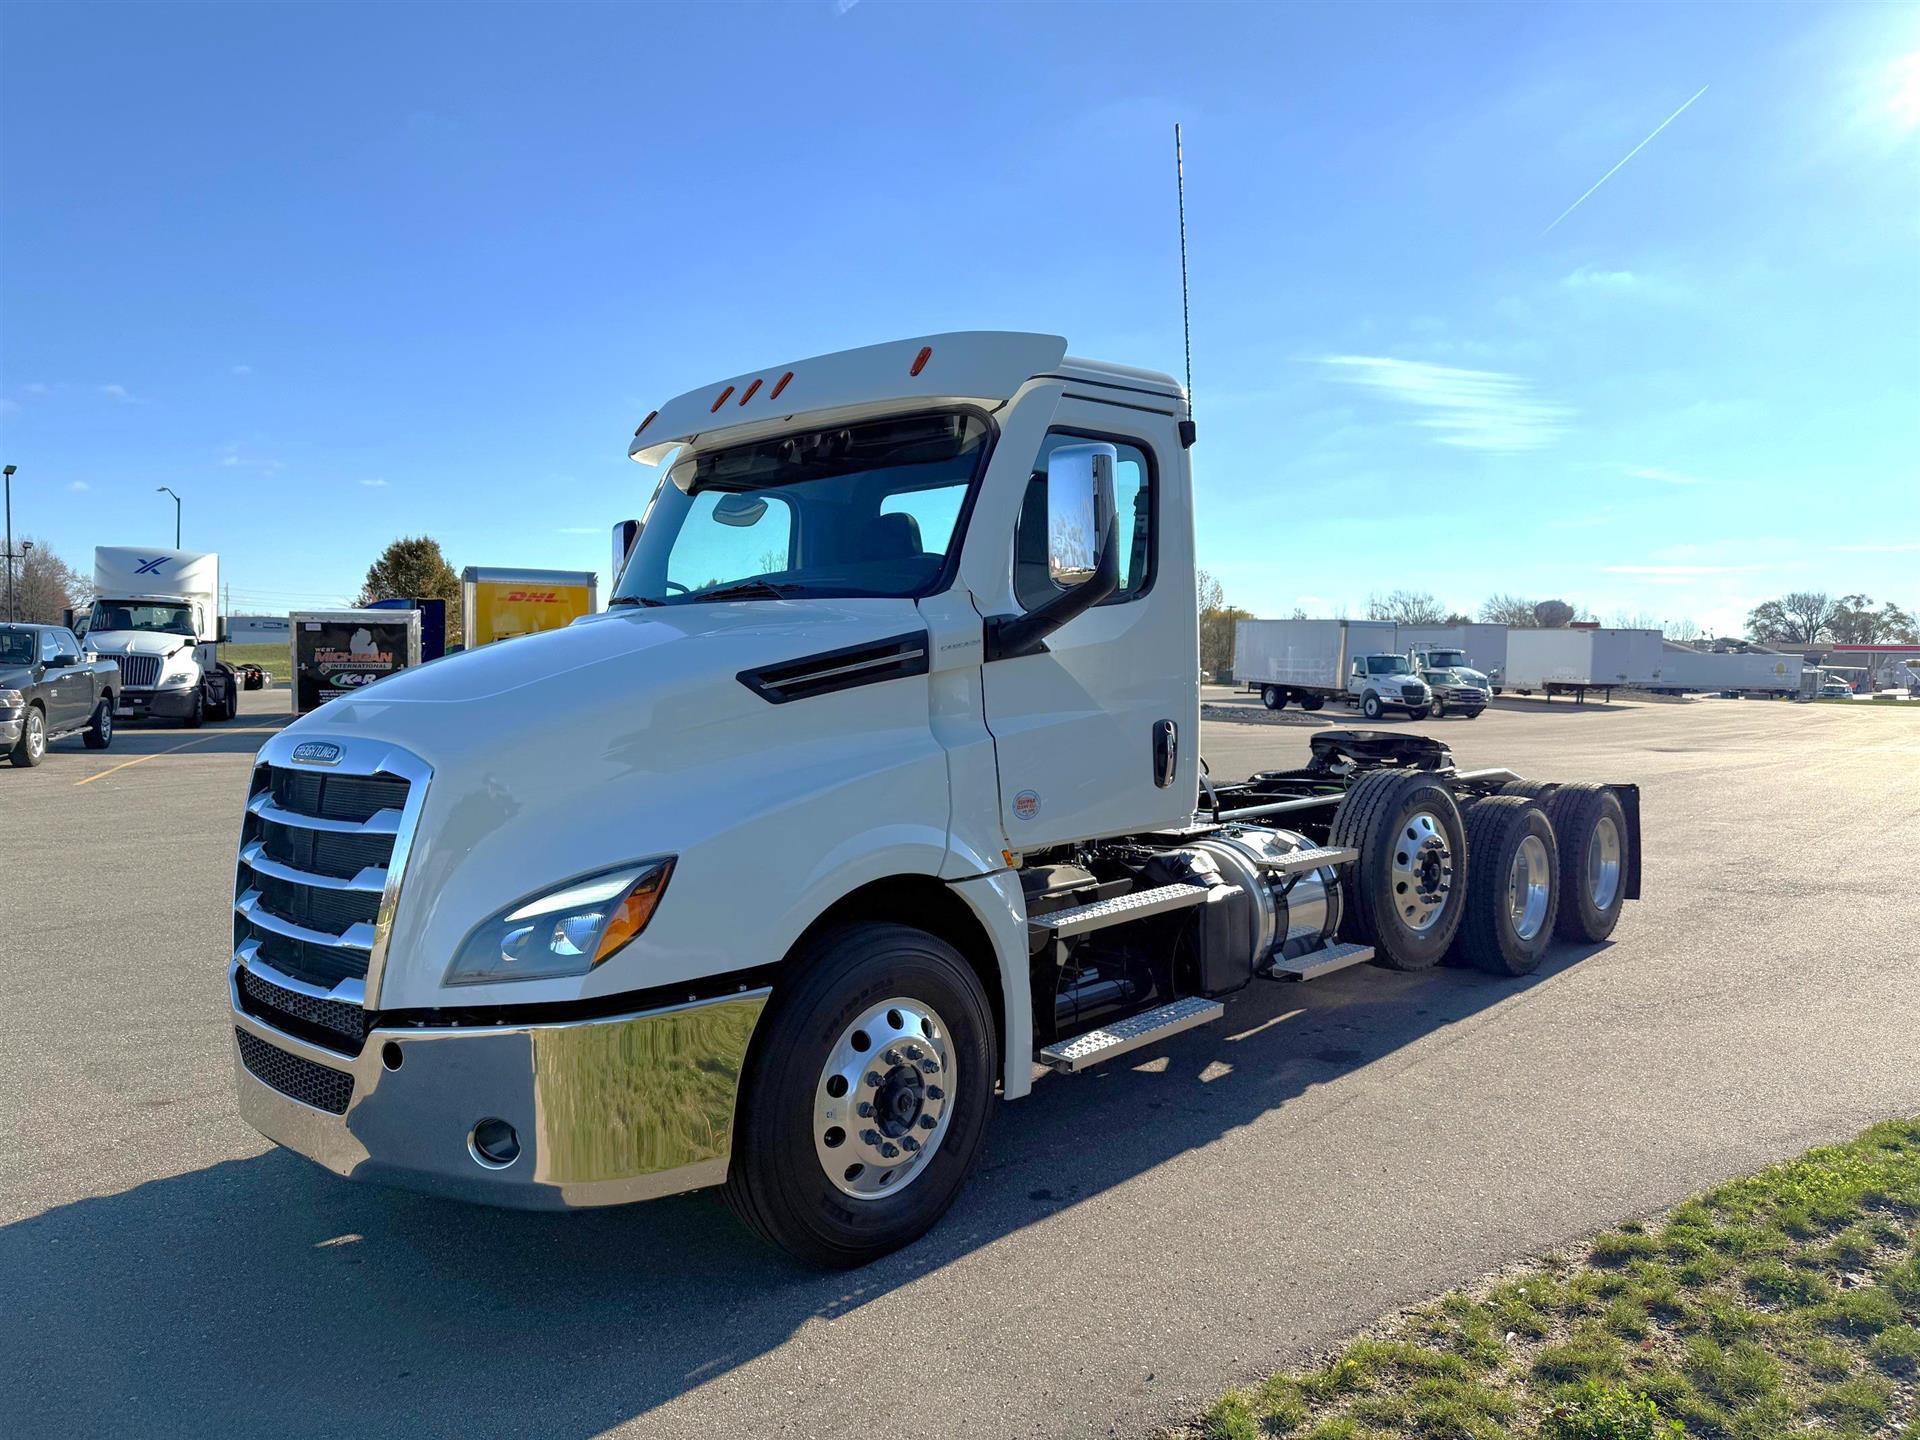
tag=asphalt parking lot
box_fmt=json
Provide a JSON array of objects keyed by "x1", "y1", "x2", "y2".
[{"x1": 5, "y1": 688, "x2": 1918, "y2": 1439}]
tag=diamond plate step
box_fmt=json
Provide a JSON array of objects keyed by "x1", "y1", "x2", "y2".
[
  {"x1": 1257, "y1": 845, "x2": 1357, "y2": 876},
  {"x1": 1266, "y1": 941, "x2": 1376, "y2": 981},
  {"x1": 1032, "y1": 883, "x2": 1209, "y2": 939},
  {"x1": 1037, "y1": 995, "x2": 1225, "y2": 1073}
]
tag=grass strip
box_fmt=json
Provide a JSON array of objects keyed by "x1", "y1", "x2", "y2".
[{"x1": 1189, "y1": 1118, "x2": 1920, "y2": 1439}]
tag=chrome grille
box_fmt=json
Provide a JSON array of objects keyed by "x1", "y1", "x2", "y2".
[
  {"x1": 234, "y1": 756, "x2": 418, "y2": 996},
  {"x1": 115, "y1": 654, "x2": 161, "y2": 688}
]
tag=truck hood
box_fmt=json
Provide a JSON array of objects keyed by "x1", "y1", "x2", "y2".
[
  {"x1": 289, "y1": 598, "x2": 924, "y2": 764},
  {"x1": 85, "y1": 630, "x2": 197, "y2": 660}
]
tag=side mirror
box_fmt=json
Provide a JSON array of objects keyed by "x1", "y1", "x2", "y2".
[
  {"x1": 985, "y1": 443, "x2": 1120, "y2": 661},
  {"x1": 611, "y1": 519, "x2": 641, "y2": 586}
]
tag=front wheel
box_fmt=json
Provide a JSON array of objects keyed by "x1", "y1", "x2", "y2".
[
  {"x1": 1361, "y1": 692, "x2": 1383, "y2": 720},
  {"x1": 83, "y1": 699, "x2": 114, "y2": 750},
  {"x1": 181, "y1": 691, "x2": 204, "y2": 729},
  {"x1": 723, "y1": 922, "x2": 996, "y2": 1267},
  {"x1": 10, "y1": 705, "x2": 47, "y2": 766},
  {"x1": 1431, "y1": 701, "x2": 1446, "y2": 719}
]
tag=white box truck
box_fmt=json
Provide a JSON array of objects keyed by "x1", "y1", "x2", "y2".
[
  {"x1": 1395, "y1": 623, "x2": 1508, "y2": 692},
  {"x1": 1505, "y1": 627, "x2": 1664, "y2": 701},
  {"x1": 225, "y1": 331, "x2": 1642, "y2": 1266},
  {"x1": 81, "y1": 546, "x2": 238, "y2": 726},
  {"x1": 1233, "y1": 618, "x2": 1435, "y2": 719}
]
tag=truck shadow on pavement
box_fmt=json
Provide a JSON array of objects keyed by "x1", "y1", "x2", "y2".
[{"x1": 1, "y1": 946, "x2": 1607, "y2": 1439}]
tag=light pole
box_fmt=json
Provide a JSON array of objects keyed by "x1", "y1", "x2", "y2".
[
  {"x1": 157, "y1": 485, "x2": 181, "y2": 548},
  {"x1": 4, "y1": 464, "x2": 16, "y2": 622}
]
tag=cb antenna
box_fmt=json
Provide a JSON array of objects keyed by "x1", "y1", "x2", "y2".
[{"x1": 1174, "y1": 123, "x2": 1196, "y2": 448}]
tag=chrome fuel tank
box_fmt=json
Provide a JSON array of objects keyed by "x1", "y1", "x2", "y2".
[{"x1": 1182, "y1": 826, "x2": 1342, "y2": 968}]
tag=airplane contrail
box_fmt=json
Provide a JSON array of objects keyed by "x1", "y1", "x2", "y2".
[{"x1": 1544, "y1": 84, "x2": 1710, "y2": 235}]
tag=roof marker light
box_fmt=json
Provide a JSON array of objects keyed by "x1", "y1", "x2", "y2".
[
  {"x1": 738, "y1": 378, "x2": 762, "y2": 406},
  {"x1": 769, "y1": 371, "x2": 794, "y2": 400},
  {"x1": 710, "y1": 386, "x2": 735, "y2": 413},
  {"x1": 910, "y1": 346, "x2": 933, "y2": 376},
  {"x1": 633, "y1": 410, "x2": 658, "y2": 437}
]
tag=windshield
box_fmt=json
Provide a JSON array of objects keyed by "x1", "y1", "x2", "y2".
[
  {"x1": 90, "y1": 601, "x2": 195, "y2": 636},
  {"x1": 1425, "y1": 649, "x2": 1467, "y2": 668},
  {"x1": 0, "y1": 629, "x2": 35, "y2": 666},
  {"x1": 1365, "y1": 655, "x2": 1413, "y2": 675},
  {"x1": 614, "y1": 411, "x2": 990, "y2": 606}
]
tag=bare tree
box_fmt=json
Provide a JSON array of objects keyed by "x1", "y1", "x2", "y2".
[
  {"x1": 1196, "y1": 569, "x2": 1225, "y2": 615},
  {"x1": 7, "y1": 537, "x2": 88, "y2": 625},
  {"x1": 1665, "y1": 616, "x2": 1704, "y2": 644},
  {"x1": 1746, "y1": 591, "x2": 1840, "y2": 645},
  {"x1": 1611, "y1": 609, "x2": 1661, "y2": 631},
  {"x1": 1480, "y1": 593, "x2": 1538, "y2": 627},
  {"x1": 1366, "y1": 589, "x2": 1447, "y2": 625}
]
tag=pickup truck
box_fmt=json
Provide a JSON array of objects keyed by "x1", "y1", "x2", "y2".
[{"x1": 1, "y1": 623, "x2": 119, "y2": 766}]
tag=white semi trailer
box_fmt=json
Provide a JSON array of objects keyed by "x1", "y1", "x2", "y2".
[
  {"x1": 82, "y1": 547, "x2": 238, "y2": 726},
  {"x1": 1504, "y1": 627, "x2": 1664, "y2": 702},
  {"x1": 224, "y1": 332, "x2": 1642, "y2": 1266},
  {"x1": 1650, "y1": 644, "x2": 1801, "y2": 698}
]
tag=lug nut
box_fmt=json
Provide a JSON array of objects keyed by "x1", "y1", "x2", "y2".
[
  {"x1": 861, "y1": 1129, "x2": 882, "y2": 1146},
  {"x1": 901, "y1": 1136, "x2": 920, "y2": 1153},
  {"x1": 865, "y1": 1071, "x2": 883, "y2": 1088},
  {"x1": 880, "y1": 1143, "x2": 900, "y2": 1159},
  {"x1": 926, "y1": 1085, "x2": 944, "y2": 1101},
  {"x1": 919, "y1": 1115, "x2": 936, "y2": 1131},
  {"x1": 856, "y1": 1101, "x2": 874, "y2": 1118},
  {"x1": 920, "y1": 1059, "x2": 939, "y2": 1074},
  {"x1": 904, "y1": 1045, "x2": 923, "y2": 1062},
  {"x1": 883, "y1": 1048, "x2": 902, "y2": 1065}
]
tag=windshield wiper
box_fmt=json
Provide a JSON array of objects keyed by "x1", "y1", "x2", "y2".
[
  {"x1": 691, "y1": 579, "x2": 799, "y2": 603},
  {"x1": 609, "y1": 595, "x2": 663, "y2": 607}
]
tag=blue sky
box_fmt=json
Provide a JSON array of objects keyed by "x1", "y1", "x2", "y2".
[{"x1": 3, "y1": 1, "x2": 1915, "y2": 635}]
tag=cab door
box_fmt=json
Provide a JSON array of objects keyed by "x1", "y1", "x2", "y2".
[{"x1": 977, "y1": 396, "x2": 1198, "y2": 850}]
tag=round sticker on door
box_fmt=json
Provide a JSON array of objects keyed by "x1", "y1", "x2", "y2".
[{"x1": 1012, "y1": 789, "x2": 1042, "y2": 821}]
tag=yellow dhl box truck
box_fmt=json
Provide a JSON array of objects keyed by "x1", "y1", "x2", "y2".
[{"x1": 460, "y1": 567, "x2": 598, "y2": 647}]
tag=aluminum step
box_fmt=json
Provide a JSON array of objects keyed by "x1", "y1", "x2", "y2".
[
  {"x1": 1037, "y1": 995, "x2": 1225, "y2": 1073},
  {"x1": 1257, "y1": 845, "x2": 1357, "y2": 876},
  {"x1": 1266, "y1": 941, "x2": 1375, "y2": 981},
  {"x1": 1033, "y1": 883, "x2": 1209, "y2": 939}
]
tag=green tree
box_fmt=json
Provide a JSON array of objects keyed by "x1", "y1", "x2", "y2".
[
  {"x1": 357, "y1": 535, "x2": 462, "y2": 644},
  {"x1": 1830, "y1": 593, "x2": 1918, "y2": 645},
  {"x1": 1195, "y1": 569, "x2": 1253, "y2": 680},
  {"x1": 1747, "y1": 591, "x2": 1840, "y2": 646}
]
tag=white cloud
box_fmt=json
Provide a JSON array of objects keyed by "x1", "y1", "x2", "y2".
[
  {"x1": 99, "y1": 383, "x2": 146, "y2": 404},
  {"x1": 1564, "y1": 267, "x2": 1639, "y2": 290},
  {"x1": 1320, "y1": 356, "x2": 1570, "y2": 452},
  {"x1": 26, "y1": 382, "x2": 49, "y2": 396},
  {"x1": 1631, "y1": 466, "x2": 1709, "y2": 486},
  {"x1": 68, "y1": 480, "x2": 90, "y2": 492},
  {"x1": 231, "y1": 364, "x2": 253, "y2": 377},
  {"x1": 1603, "y1": 564, "x2": 1763, "y2": 578},
  {"x1": 359, "y1": 478, "x2": 388, "y2": 488},
  {"x1": 1828, "y1": 540, "x2": 1920, "y2": 553}
]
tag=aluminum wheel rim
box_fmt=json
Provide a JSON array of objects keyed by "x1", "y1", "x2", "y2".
[
  {"x1": 98, "y1": 707, "x2": 112, "y2": 742},
  {"x1": 1390, "y1": 810, "x2": 1454, "y2": 933},
  {"x1": 1587, "y1": 816, "x2": 1622, "y2": 911},
  {"x1": 1507, "y1": 833, "x2": 1552, "y2": 941},
  {"x1": 26, "y1": 711, "x2": 44, "y2": 759},
  {"x1": 814, "y1": 997, "x2": 955, "y2": 1201}
]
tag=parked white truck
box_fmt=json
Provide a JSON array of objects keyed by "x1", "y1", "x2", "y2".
[
  {"x1": 1397, "y1": 622, "x2": 1507, "y2": 693},
  {"x1": 1234, "y1": 618, "x2": 1434, "y2": 719},
  {"x1": 226, "y1": 332, "x2": 1641, "y2": 1266},
  {"x1": 81, "y1": 547, "x2": 238, "y2": 726}
]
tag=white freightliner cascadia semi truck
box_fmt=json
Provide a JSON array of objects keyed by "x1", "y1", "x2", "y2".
[
  {"x1": 84, "y1": 546, "x2": 239, "y2": 726},
  {"x1": 227, "y1": 333, "x2": 1642, "y2": 1266}
]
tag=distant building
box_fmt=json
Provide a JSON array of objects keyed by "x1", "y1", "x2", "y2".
[{"x1": 229, "y1": 614, "x2": 291, "y2": 641}]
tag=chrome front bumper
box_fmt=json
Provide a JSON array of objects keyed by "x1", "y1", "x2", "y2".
[{"x1": 230, "y1": 966, "x2": 768, "y2": 1210}]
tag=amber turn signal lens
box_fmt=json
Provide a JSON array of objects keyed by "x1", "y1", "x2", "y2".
[{"x1": 592, "y1": 861, "x2": 674, "y2": 965}]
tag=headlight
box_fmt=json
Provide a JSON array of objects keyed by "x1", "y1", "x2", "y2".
[
  {"x1": 158, "y1": 670, "x2": 196, "y2": 689},
  {"x1": 0, "y1": 688, "x2": 22, "y2": 708},
  {"x1": 445, "y1": 858, "x2": 674, "y2": 985}
]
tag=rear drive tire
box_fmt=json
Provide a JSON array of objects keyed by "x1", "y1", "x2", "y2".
[
  {"x1": 723, "y1": 922, "x2": 996, "y2": 1268},
  {"x1": 1300, "y1": 695, "x2": 1325, "y2": 712},
  {"x1": 1361, "y1": 692, "x2": 1383, "y2": 720},
  {"x1": 10, "y1": 704, "x2": 47, "y2": 766},
  {"x1": 1262, "y1": 686, "x2": 1285, "y2": 711},
  {"x1": 1330, "y1": 769, "x2": 1467, "y2": 969},
  {"x1": 1449, "y1": 796, "x2": 1558, "y2": 975},
  {"x1": 1538, "y1": 783, "x2": 1629, "y2": 943},
  {"x1": 83, "y1": 699, "x2": 114, "y2": 750}
]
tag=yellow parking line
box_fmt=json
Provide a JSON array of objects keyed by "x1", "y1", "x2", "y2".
[{"x1": 73, "y1": 726, "x2": 280, "y2": 787}]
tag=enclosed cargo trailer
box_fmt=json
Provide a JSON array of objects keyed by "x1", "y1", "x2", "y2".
[
  {"x1": 289, "y1": 608, "x2": 423, "y2": 715},
  {"x1": 1651, "y1": 644, "x2": 1801, "y2": 696},
  {"x1": 1505, "y1": 628, "x2": 1663, "y2": 701},
  {"x1": 461, "y1": 567, "x2": 597, "y2": 648}
]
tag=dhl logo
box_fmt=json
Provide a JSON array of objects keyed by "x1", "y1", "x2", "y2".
[{"x1": 503, "y1": 591, "x2": 562, "y2": 603}]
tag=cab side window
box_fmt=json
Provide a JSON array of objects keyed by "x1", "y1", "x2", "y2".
[
  {"x1": 40, "y1": 630, "x2": 60, "y2": 663},
  {"x1": 1014, "y1": 433, "x2": 1153, "y2": 612},
  {"x1": 53, "y1": 630, "x2": 81, "y2": 663}
]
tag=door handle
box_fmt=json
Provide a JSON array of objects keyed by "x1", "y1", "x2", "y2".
[{"x1": 1152, "y1": 718, "x2": 1177, "y2": 788}]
